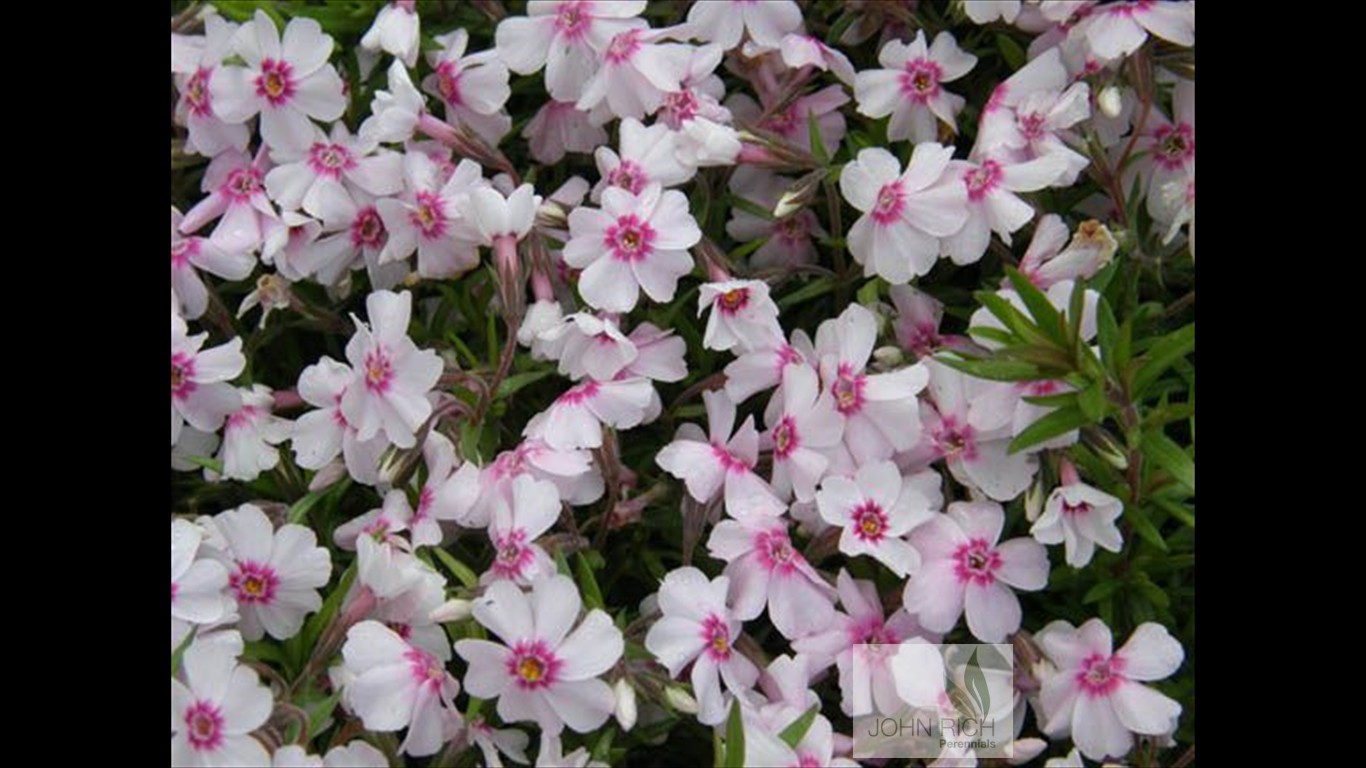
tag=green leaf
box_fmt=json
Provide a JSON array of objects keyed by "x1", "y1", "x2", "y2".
[
  {"x1": 1078, "y1": 380, "x2": 1107, "y2": 421},
  {"x1": 497, "y1": 370, "x2": 552, "y2": 399},
  {"x1": 554, "y1": 547, "x2": 572, "y2": 578},
  {"x1": 723, "y1": 700, "x2": 746, "y2": 768},
  {"x1": 857, "y1": 278, "x2": 883, "y2": 306},
  {"x1": 1125, "y1": 505, "x2": 1169, "y2": 552},
  {"x1": 301, "y1": 561, "x2": 356, "y2": 654},
  {"x1": 1096, "y1": 297, "x2": 1119, "y2": 372},
  {"x1": 1141, "y1": 430, "x2": 1195, "y2": 492},
  {"x1": 728, "y1": 195, "x2": 776, "y2": 222},
  {"x1": 1005, "y1": 268, "x2": 1066, "y2": 344},
  {"x1": 591, "y1": 725, "x2": 617, "y2": 764},
  {"x1": 1010, "y1": 405, "x2": 1089, "y2": 453},
  {"x1": 936, "y1": 353, "x2": 1043, "y2": 382},
  {"x1": 287, "y1": 482, "x2": 340, "y2": 526},
  {"x1": 1134, "y1": 324, "x2": 1196, "y2": 396},
  {"x1": 1083, "y1": 580, "x2": 1122, "y2": 604},
  {"x1": 304, "y1": 690, "x2": 342, "y2": 739},
  {"x1": 1067, "y1": 277, "x2": 1087, "y2": 347},
  {"x1": 575, "y1": 552, "x2": 606, "y2": 611},
  {"x1": 1021, "y1": 391, "x2": 1079, "y2": 408},
  {"x1": 171, "y1": 625, "x2": 198, "y2": 676},
  {"x1": 1151, "y1": 496, "x2": 1195, "y2": 528},
  {"x1": 808, "y1": 109, "x2": 830, "y2": 165},
  {"x1": 996, "y1": 33, "x2": 1026, "y2": 69},
  {"x1": 777, "y1": 276, "x2": 836, "y2": 309},
  {"x1": 968, "y1": 326, "x2": 1015, "y2": 347},
  {"x1": 778, "y1": 706, "x2": 820, "y2": 748},
  {"x1": 180, "y1": 455, "x2": 225, "y2": 475},
  {"x1": 432, "y1": 548, "x2": 480, "y2": 589}
]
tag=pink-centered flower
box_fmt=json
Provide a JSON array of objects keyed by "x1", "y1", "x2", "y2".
[
  {"x1": 855, "y1": 30, "x2": 977, "y2": 144},
  {"x1": 483, "y1": 475, "x2": 562, "y2": 585},
  {"x1": 171, "y1": 312, "x2": 245, "y2": 446},
  {"x1": 264, "y1": 122, "x2": 403, "y2": 218},
  {"x1": 698, "y1": 279, "x2": 783, "y2": 353},
  {"x1": 815, "y1": 460, "x2": 934, "y2": 577},
  {"x1": 814, "y1": 304, "x2": 930, "y2": 464},
  {"x1": 577, "y1": 27, "x2": 693, "y2": 121},
  {"x1": 592, "y1": 118, "x2": 693, "y2": 202},
  {"x1": 523, "y1": 100, "x2": 609, "y2": 165},
  {"x1": 523, "y1": 377, "x2": 655, "y2": 450},
  {"x1": 340, "y1": 290, "x2": 444, "y2": 450},
  {"x1": 723, "y1": 329, "x2": 814, "y2": 404},
  {"x1": 456, "y1": 575, "x2": 625, "y2": 734},
  {"x1": 215, "y1": 384, "x2": 293, "y2": 482},
  {"x1": 763, "y1": 364, "x2": 843, "y2": 503},
  {"x1": 1136, "y1": 80, "x2": 1195, "y2": 226},
  {"x1": 304, "y1": 185, "x2": 403, "y2": 288},
  {"x1": 210, "y1": 11, "x2": 347, "y2": 153},
  {"x1": 563, "y1": 184, "x2": 702, "y2": 312},
  {"x1": 1079, "y1": 0, "x2": 1194, "y2": 61},
  {"x1": 889, "y1": 284, "x2": 947, "y2": 358},
  {"x1": 792, "y1": 569, "x2": 939, "y2": 716},
  {"x1": 1037, "y1": 619, "x2": 1184, "y2": 761},
  {"x1": 657, "y1": 389, "x2": 787, "y2": 520},
  {"x1": 1032, "y1": 461, "x2": 1124, "y2": 568},
  {"x1": 902, "y1": 501, "x2": 1049, "y2": 642},
  {"x1": 728, "y1": 85, "x2": 849, "y2": 158},
  {"x1": 292, "y1": 356, "x2": 387, "y2": 486},
  {"x1": 940, "y1": 153, "x2": 1067, "y2": 265},
  {"x1": 341, "y1": 620, "x2": 463, "y2": 757},
  {"x1": 840, "y1": 145, "x2": 968, "y2": 283},
  {"x1": 211, "y1": 503, "x2": 333, "y2": 641},
  {"x1": 686, "y1": 0, "x2": 802, "y2": 51},
  {"x1": 173, "y1": 14, "x2": 251, "y2": 158},
  {"x1": 171, "y1": 206, "x2": 255, "y2": 321},
  {"x1": 779, "y1": 34, "x2": 856, "y2": 86},
  {"x1": 706, "y1": 515, "x2": 836, "y2": 640},
  {"x1": 179, "y1": 147, "x2": 280, "y2": 255},
  {"x1": 538, "y1": 312, "x2": 639, "y2": 382},
  {"x1": 377, "y1": 153, "x2": 486, "y2": 279},
  {"x1": 171, "y1": 634, "x2": 273, "y2": 767},
  {"x1": 495, "y1": 0, "x2": 648, "y2": 102},
  {"x1": 422, "y1": 28, "x2": 513, "y2": 145},
  {"x1": 644, "y1": 566, "x2": 760, "y2": 726},
  {"x1": 977, "y1": 49, "x2": 1092, "y2": 185}
]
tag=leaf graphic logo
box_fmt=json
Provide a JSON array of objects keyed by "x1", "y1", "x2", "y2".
[{"x1": 964, "y1": 649, "x2": 990, "y2": 721}]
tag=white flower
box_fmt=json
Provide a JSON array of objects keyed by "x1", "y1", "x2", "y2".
[
  {"x1": 361, "y1": 1, "x2": 420, "y2": 67},
  {"x1": 216, "y1": 385, "x2": 293, "y2": 482},
  {"x1": 341, "y1": 621, "x2": 463, "y2": 757},
  {"x1": 172, "y1": 519, "x2": 234, "y2": 651},
  {"x1": 172, "y1": 312, "x2": 245, "y2": 446},
  {"x1": 1032, "y1": 463, "x2": 1124, "y2": 567},
  {"x1": 340, "y1": 290, "x2": 444, "y2": 449},
  {"x1": 172, "y1": 633, "x2": 273, "y2": 767},
  {"x1": 211, "y1": 504, "x2": 333, "y2": 641}
]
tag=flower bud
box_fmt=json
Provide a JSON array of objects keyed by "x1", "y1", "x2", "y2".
[
  {"x1": 428, "y1": 598, "x2": 473, "y2": 623},
  {"x1": 1098, "y1": 86, "x2": 1124, "y2": 119},
  {"x1": 614, "y1": 678, "x2": 638, "y2": 731},
  {"x1": 1024, "y1": 475, "x2": 1046, "y2": 523},
  {"x1": 663, "y1": 685, "x2": 698, "y2": 714}
]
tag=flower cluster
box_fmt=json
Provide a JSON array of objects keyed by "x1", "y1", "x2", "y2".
[{"x1": 172, "y1": 1, "x2": 1194, "y2": 765}]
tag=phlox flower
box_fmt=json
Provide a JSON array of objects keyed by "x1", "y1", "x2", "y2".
[
  {"x1": 455, "y1": 575, "x2": 625, "y2": 734},
  {"x1": 764, "y1": 364, "x2": 843, "y2": 503},
  {"x1": 215, "y1": 385, "x2": 292, "y2": 482},
  {"x1": 361, "y1": 0, "x2": 420, "y2": 67},
  {"x1": 977, "y1": 49, "x2": 1091, "y2": 185},
  {"x1": 644, "y1": 566, "x2": 759, "y2": 726},
  {"x1": 725, "y1": 167, "x2": 825, "y2": 270},
  {"x1": 172, "y1": 312, "x2": 245, "y2": 446},
  {"x1": 291, "y1": 357, "x2": 387, "y2": 485},
  {"x1": 576, "y1": 26, "x2": 694, "y2": 122},
  {"x1": 698, "y1": 279, "x2": 782, "y2": 353},
  {"x1": 377, "y1": 154, "x2": 487, "y2": 279},
  {"x1": 341, "y1": 620, "x2": 462, "y2": 757},
  {"x1": 728, "y1": 85, "x2": 849, "y2": 158},
  {"x1": 523, "y1": 100, "x2": 609, "y2": 165},
  {"x1": 172, "y1": 633, "x2": 273, "y2": 767},
  {"x1": 854, "y1": 30, "x2": 977, "y2": 143},
  {"x1": 211, "y1": 504, "x2": 333, "y2": 641},
  {"x1": 839, "y1": 145, "x2": 967, "y2": 283},
  {"x1": 815, "y1": 460, "x2": 934, "y2": 577},
  {"x1": 657, "y1": 389, "x2": 786, "y2": 519},
  {"x1": 496, "y1": 0, "x2": 647, "y2": 102},
  {"x1": 1037, "y1": 619, "x2": 1184, "y2": 761},
  {"x1": 340, "y1": 290, "x2": 444, "y2": 450},
  {"x1": 264, "y1": 123, "x2": 403, "y2": 218},
  {"x1": 1032, "y1": 461, "x2": 1124, "y2": 567},
  {"x1": 484, "y1": 476, "x2": 562, "y2": 585},
  {"x1": 537, "y1": 312, "x2": 638, "y2": 382},
  {"x1": 423, "y1": 28, "x2": 513, "y2": 145},
  {"x1": 563, "y1": 184, "x2": 701, "y2": 312},
  {"x1": 902, "y1": 501, "x2": 1049, "y2": 642},
  {"x1": 171, "y1": 206, "x2": 255, "y2": 321},
  {"x1": 939, "y1": 153, "x2": 1067, "y2": 266},
  {"x1": 179, "y1": 147, "x2": 280, "y2": 255},
  {"x1": 172, "y1": 519, "x2": 234, "y2": 651},
  {"x1": 686, "y1": 0, "x2": 802, "y2": 51},
  {"x1": 1079, "y1": 0, "x2": 1194, "y2": 61},
  {"x1": 210, "y1": 11, "x2": 347, "y2": 153},
  {"x1": 173, "y1": 14, "x2": 251, "y2": 157},
  {"x1": 523, "y1": 377, "x2": 655, "y2": 450},
  {"x1": 706, "y1": 515, "x2": 836, "y2": 639},
  {"x1": 592, "y1": 118, "x2": 693, "y2": 201},
  {"x1": 778, "y1": 34, "x2": 856, "y2": 86}
]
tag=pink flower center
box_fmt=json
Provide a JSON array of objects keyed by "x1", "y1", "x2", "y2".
[
  {"x1": 710, "y1": 443, "x2": 751, "y2": 474},
  {"x1": 772, "y1": 416, "x2": 798, "y2": 458},
  {"x1": 1077, "y1": 653, "x2": 1126, "y2": 697},
  {"x1": 660, "y1": 89, "x2": 699, "y2": 128},
  {"x1": 507, "y1": 639, "x2": 563, "y2": 690},
  {"x1": 222, "y1": 168, "x2": 263, "y2": 203},
  {"x1": 1153, "y1": 123, "x2": 1195, "y2": 171},
  {"x1": 964, "y1": 160, "x2": 1001, "y2": 202},
  {"x1": 717, "y1": 287, "x2": 749, "y2": 315},
  {"x1": 852, "y1": 500, "x2": 888, "y2": 543},
  {"x1": 899, "y1": 320, "x2": 940, "y2": 357},
  {"x1": 605, "y1": 214, "x2": 656, "y2": 262},
  {"x1": 872, "y1": 181, "x2": 906, "y2": 225},
  {"x1": 415, "y1": 486, "x2": 434, "y2": 523},
  {"x1": 492, "y1": 529, "x2": 535, "y2": 580},
  {"x1": 701, "y1": 613, "x2": 732, "y2": 661},
  {"x1": 607, "y1": 160, "x2": 647, "y2": 195},
  {"x1": 388, "y1": 621, "x2": 414, "y2": 640},
  {"x1": 899, "y1": 59, "x2": 943, "y2": 103},
  {"x1": 406, "y1": 647, "x2": 448, "y2": 689},
  {"x1": 931, "y1": 416, "x2": 977, "y2": 461},
  {"x1": 256, "y1": 58, "x2": 296, "y2": 107},
  {"x1": 230, "y1": 560, "x2": 280, "y2": 604},
  {"x1": 952, "y1": 539, "x2": 1002, "y2": 586},
  {"x1": 307, "y1": 142, "x2": 356, "y2": 178},
  {"x1": 171, "y1": 353, "x2": 197, "y2": 400},
  {"x1": 558, "y1": 379, "x2": 600, "y2": 405},
  {"x1": 171, "y1": 238, "x2": 199, "y2": 268},
  {"x1": 555, "y1": 1, "x2": 591, "y2": 40},
  {"x1": 184, "y1": 700, "x2": 224, "y2": 752},
  {"x1": 763, "y1": 104, "x2": 800, "y2": 137},
  {"x1": 605, "y1": 29, "x2": 642, "y2": 64},
  {"x1": 854, "y1": 618, "x2": 900, "y2": 648},
  {"x1": 434, "y1": 61, "x2": 464, "y2": 105},
  {"x1": 411, "y1": 190, "x2": 448, "y2": 239},
  {"x1": 1062, "y1": 499, "x2": 1092, "y2": 517},
  {"x1": 226, "y1": 405, "x2": 260, "y2": 431},
  {"x1": 756, "y1": 529, "x2": 799, "y2": 575},
  {"x1": 1017, "y1": 110, "x2": 1048, "y2": 141},
  {"x1": 185, "y1": 67, "x2": 214, "y2": 117},
  {"x1": 363, "y1": 347, "x2": 394, "y2": 393},
  {"x1": 832, "y1": 364, "x2": 866, "y2": 415},
  {"x1": 351, "y1": 206, "x2": 388, "y2": 249},
  {"x1": 798, "y1": 754, "x2": 823, "y2": 768}
]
